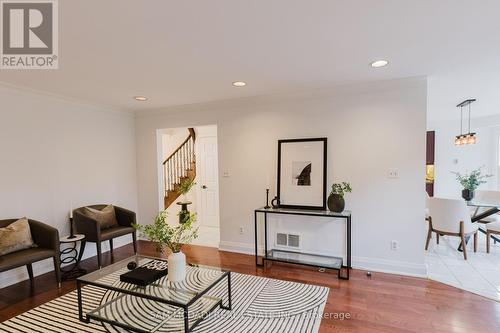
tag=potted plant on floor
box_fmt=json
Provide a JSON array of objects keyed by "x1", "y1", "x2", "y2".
[
  {"x1": 133, "y1": 210, "x2": 198, "y2": 282},
  {"x1": 328, "y1": 182, "x2": 352, "y2": 213},
  {"x1": 452, "y1": 167, "x2": 492, "y2": 201}
]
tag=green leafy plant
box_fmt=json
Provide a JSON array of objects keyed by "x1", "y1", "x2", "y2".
[
  {"x1": 330, "y1": 182, "x2": 352, "y2": 198},
  {"x1": 452, "y1": 167, "x2": 492, "y2": 191},
  {"x1": 178, "y1": 178, "x2": 196, "y2": 196},
  {"x1": 133, "y1": 210, "x2": 199, "y2": 253}
]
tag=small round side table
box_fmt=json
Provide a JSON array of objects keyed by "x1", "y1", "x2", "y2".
[{"x1": 60, "y1": 234, "x2": 87, "y2": 280}]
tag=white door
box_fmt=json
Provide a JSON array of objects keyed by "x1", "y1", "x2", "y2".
[{"x1": 197, "y1": 135, "x2": 220, "y2": 228}]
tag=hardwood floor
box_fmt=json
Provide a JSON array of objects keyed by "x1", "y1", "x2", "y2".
[{"x1": 1, "y1": 240, "x2": 500, "y2": 332}]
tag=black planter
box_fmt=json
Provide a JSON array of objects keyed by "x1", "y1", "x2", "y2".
[
  {"x1": 327, "y1": 194, "x2": 345, "y2": 213},
  {"x1": 177, "y1": 201, "x2": 192, "y2": 224},
  {"x1": 462, "y1": 189, "x2": 474, "y2": 202}
]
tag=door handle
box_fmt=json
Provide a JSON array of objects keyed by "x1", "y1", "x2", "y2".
[{"x1": 202, "y1": 185, "x2": 207, "y2": 189}]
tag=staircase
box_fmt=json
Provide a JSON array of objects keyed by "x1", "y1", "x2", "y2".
[{"x1": 163, "y1": 128, "x2": 196, "y2": 209}]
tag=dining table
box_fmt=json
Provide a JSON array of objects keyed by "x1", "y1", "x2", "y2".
[{"x1": 457, "y1": 201, "x2": 500, "y2": 251}]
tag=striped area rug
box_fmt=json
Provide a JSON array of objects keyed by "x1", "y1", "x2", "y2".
[{"x1": 0, "y1": 271, "x2": 329, "y2": 333}]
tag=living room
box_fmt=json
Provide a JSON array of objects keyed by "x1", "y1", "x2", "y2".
[{"x1": 1, "y1": 1, "x2": 499, "y2": 332}]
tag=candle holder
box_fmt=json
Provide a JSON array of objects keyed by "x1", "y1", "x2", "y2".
[
  {"x1": 67, "y1": 216, "x2": 76, "y2": 239},
  {"x1": 264, "y1": 189, "x2": 271, "y2": 209}
]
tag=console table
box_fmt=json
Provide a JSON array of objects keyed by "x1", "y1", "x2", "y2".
[{"x1": 254, "y1": 207, "x2": 351, "y2": 280}]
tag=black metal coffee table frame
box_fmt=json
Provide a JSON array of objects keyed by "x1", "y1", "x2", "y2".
[{"x1": 77, "y1": 264, "x2": 232, "y2": 333}]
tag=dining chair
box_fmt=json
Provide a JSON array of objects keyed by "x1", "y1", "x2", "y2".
[
  {"x1": 486, "y1": 222, "x2": 500, "y2": 253},
  {"x1": 426, "y1": 197, "x2": 478, "y2": 260},
  {"x1": 472, "y1": 190, "x2": 500, "y2": 224}
]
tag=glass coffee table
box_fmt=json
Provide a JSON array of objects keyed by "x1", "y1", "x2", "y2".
[{"x1": 77, "y1": 255, "x2": 232, "y2": 333}]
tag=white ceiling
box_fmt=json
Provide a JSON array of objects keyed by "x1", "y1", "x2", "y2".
[{"x1": 0, "y1": 0, "x2": 499, "y2": 122}]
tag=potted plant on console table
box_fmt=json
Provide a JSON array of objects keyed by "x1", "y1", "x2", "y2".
[
  {"x1": 452, "y1": 167, "x2": 492, "y2": 201},
  {"x1": 133, "y1": 210, "x2": 198, "y2": 282},
  {"x1": 327, "y1": 182, "x2": 352, "y2": 213}
]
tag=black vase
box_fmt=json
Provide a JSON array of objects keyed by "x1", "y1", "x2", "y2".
[
  {"x1": 327, "y1": 194, "x2": 345, "y2": 213},
  {"x1": 462, "y1": 189, "x2": 474, "y2": 202}
]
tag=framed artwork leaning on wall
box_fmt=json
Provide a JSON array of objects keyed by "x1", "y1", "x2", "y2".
[{"x1": 277, "y1": 137, "x2": 327, "y2": 210}]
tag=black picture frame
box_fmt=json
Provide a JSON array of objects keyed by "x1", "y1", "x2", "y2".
[{"x1": 277, "y1": 137, "x2": 327, "y2": 210}]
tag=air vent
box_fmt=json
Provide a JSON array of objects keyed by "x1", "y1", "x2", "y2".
[
  {"x1": 288, "y1": 234, "x2": 300, "y2": 248},
  {"x1": 276, "y1": 233, "x2": 288, "y2": 246},
  {"x1": 275, "y1": 232, "x2": 301, "y2": 249}
]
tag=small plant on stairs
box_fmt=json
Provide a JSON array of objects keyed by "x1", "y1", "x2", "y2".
[{"x1": 178, "y1": 178, "x2": 196, "y2": 203}]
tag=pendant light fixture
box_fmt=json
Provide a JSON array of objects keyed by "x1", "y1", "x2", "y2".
[{"x1": 454, "y1": 99, "x2": 477, "y2": 146}]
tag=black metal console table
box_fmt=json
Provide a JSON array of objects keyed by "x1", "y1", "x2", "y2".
[{"x1": 254, "y1": 207, "x2": 351, "y2": 280}]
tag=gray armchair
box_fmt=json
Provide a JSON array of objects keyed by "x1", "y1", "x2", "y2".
[
  {"x1": 0, "y1": 219, "x2": 61, "y2": 288},
  {"x1": 73, "y1": 205, "x2": 137, "y2": 268}
]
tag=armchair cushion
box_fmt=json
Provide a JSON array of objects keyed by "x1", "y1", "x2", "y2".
[
  {"x1": 100, "y1": 226, "x2": 135, "y2": 241},
  {"x1": 0, "y1": 218, "x2": 36, "y2": 256},
  {"x1": 83, "y1": 205, "x2": 119, "y2": 230},
  {"x1": 0, "y1": 248, "x2": 55, "y2": 272}
]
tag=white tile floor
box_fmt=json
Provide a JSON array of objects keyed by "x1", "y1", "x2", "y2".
[{"x1": 425, "y1": 231, "x2": 500, "y2": 301}]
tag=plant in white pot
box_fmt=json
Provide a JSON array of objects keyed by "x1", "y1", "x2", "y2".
[{"x1": 133, "y1": 210, "x2": 198, "y2": 282}]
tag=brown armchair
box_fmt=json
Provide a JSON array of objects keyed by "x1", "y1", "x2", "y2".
[
  {"x1": 73, "y1": 205, "x2": 137, "y2": 268},
  {"x1": 0, "y1": 219, "x2": 61, "y2": 288}
]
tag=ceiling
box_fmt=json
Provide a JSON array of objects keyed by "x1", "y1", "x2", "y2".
[{"x1": 0, "y1": 0, "x2": 499, "y2": 122}]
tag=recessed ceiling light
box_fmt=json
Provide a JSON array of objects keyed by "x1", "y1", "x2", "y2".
[
  {"x1": 370, "y1": 60, "x2": 389, "y2": 68},
  {"x1": 134, "y1": 96, "x2": 148, "y2": 101},
  {"x1": 232, "y1": 81, "x2": 247, "y2": 87}
]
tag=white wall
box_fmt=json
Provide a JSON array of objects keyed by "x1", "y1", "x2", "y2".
[
  {"x1": 136, "y1": 77, "x2": 428, "y2": 277},
  {"x1": 429, "y1": 114, "x2": 500, "y2": 198},
  {"x1": 0, "y1": 85, "x2": 138, "y2": 288}
]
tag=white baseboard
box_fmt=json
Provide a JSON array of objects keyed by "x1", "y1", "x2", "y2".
[
  {"x1": 0, "y1": 235, "x2": 133, "y2": 289},
  {"x1": 218, "y1": 241, "x2": 427, "y2": 278}
]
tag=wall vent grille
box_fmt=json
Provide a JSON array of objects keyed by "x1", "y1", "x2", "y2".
[{"x1": 275, "y1": 232, "x2": 301, "y2": 249}]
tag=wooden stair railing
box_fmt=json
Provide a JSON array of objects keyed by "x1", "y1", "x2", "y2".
[{"x1": 163, "y1": 128, "x2": 196, "y2": 209}]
